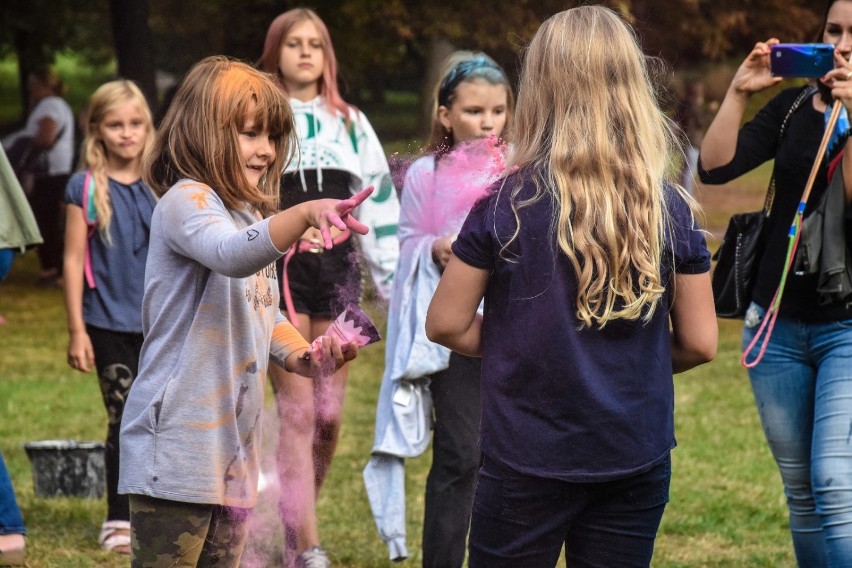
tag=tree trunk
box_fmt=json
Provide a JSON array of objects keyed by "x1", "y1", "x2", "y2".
[
  {"x1": 419, "y1": 37, "x2": 456, "y2": 137},
  {"x1": 109, "y1": 0, "x2": 158, "y2": 111},
  {"x1": 12, "y1": 26, "x2": 53, "y2": 122},
  {"x1": 14, "y1": 28, "x2": 32, "y2": 121}
]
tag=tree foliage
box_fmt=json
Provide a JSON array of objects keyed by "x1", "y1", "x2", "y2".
[
  {"x1": 0, "y1": 0, "x2": 111, "y2": 109},
  {"x1": 0, "y1": 0, "x2": 829, "y2": 125},
  {"x1": 625, "y1": 0, "x2": 821, "y2": 65}
]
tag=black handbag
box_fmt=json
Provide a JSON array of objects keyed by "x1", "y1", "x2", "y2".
[
  {"x1": 4, "y1": 122, "x2": 67, "y2": 180},
  {"x1": 5, "y1": 135, "x2": 50, "y2": 178},
  {"x1": 712, "y1": 209, "x2": 768, "y2": 317},
  {"x1": 711, "y1": 85, "x2": 816, "y2": 318}
]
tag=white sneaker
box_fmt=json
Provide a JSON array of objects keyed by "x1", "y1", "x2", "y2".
[{"x1": 296, "y1": 546, "x2": 330, "y2": 568}]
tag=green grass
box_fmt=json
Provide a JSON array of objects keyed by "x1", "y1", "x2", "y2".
[{"x1": 0, "y1": 158, "x2": 796, "y2": 567}]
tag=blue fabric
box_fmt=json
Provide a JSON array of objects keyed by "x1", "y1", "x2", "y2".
[
  {"x1": 743, "y1": 302, "x2": 852, "y2": 567},
  {"x1": 468, "y1": 453, "x2": 669, "y2": 567},
  {"x1": 64, "y1": 172, "x2": 156, "y2": 333},
  {"x1": 0, "y1": 452, "x2": 25, "y2": 535},
  {"x1": 452, "y1": 169, "x2": 710, "y2": 482},
  {"x1": 362, "y1": 455, "x2": 409, "y2": 561},
  {"x1": 824, "y1": 103, "x2": 850, "y2": 160},
  {"x1": 0, "y1": 249, "x2": 14, "y2": 281}
]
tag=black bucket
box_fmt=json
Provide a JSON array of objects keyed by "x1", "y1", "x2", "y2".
[{"x1": 23, "y1": 440, "x2": 105, "y2": 498}]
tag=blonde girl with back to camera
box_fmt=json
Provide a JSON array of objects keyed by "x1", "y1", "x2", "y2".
[
  {"x1": 62, "y1": 79, "x2": 155, "y2": 556},
  {"x1": 117, "y1": 56, "x2": 368, "y2": 567},
  {"x1": 426, "y1": 7, "x2": 717, "y2": 566}
]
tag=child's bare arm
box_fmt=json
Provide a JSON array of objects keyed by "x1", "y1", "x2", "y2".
[
  {"x1": 425, "y1": 256, "x2": 488, "y2": 356},
  {"x1": 63, "y1": 203, "x2": 96, "y2": 373},
  {"x1": 670, "y1": 272, "x2": 717, "y2": 373}
]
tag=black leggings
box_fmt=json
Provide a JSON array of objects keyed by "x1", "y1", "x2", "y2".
[
  {"x1": 422, "y1": 353, "x2": 482, "y2": 568},
  {"x1": 87, "y1": 324, "x2": 143, "y2": 521}
]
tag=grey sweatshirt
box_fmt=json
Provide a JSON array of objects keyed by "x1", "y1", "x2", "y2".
[{"x1": 119, "y1": 180, "x2": 308, "y2": 508}]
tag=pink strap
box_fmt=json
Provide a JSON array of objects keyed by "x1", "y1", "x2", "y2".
[
  {"x1": 742, "y1": 107, "x2": 842, "y2": 368},
  {"x1": 281, "y1": 246, "x2": 299, "y2": 327},
  {"x1": 82, "y1": 171, "x2": 97, "y2": 289},
  {"x1": 740, "y1": 294, "x2": 780, "y2": 369},
  {"x1": 741, "y1": 215, "x2": 804, "y2": 368}
]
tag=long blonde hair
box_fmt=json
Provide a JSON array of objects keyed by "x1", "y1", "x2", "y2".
[
  {"x1": 81, "y1": 80, "x2": 154, "y2": 240},
  {"x1": 145, "y1": 56, "x2": 295, "y2": 217},
  {"x1": 507, "y1": 6, "x2": 691, "y2": 328}
]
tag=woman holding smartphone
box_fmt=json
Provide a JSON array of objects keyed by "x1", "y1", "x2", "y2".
[{"x1": 700, "y1": 1, "x2": 852, "y2": 565}]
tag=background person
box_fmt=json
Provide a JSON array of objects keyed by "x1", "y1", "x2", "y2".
[
  {"x1": 699, "y1": 0, "x2": 852, "y2": 564},
  {"x1": 0, "y1": 144, "x2": 33, "y2": 565},
  {"x1": 259, "y1": 9, "x2": 400, "y2": 567},
  {"x1": 2, "y1": 69, "x2": 75, "y2": 288},
  {"x1": 62, "y1": 79, "x2": 156, "y2": 556},
  {"x1": 0, "y1": 452, "x2": 25, "y2": 566},
  {"x1": 0, "y1": 143, "x2": 43, "y2": 326},
  {"x1": 364, "y1": 51, "x2": 513, "y2": 566},
  {"x1": 675, "y1": 80, "x2": 711, "y2": 194}
]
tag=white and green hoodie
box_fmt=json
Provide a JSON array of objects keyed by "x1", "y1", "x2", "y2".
[{"x1": 286, "y1": 96, "x2": 400, "y2": 299}]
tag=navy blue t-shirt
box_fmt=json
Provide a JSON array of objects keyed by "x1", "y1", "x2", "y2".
[
  {"x1": 452, "y1": 168, "x2": 710, "y2": 482},
  {"x1": 65, "y1": 172, "x2": 156, "y2": 333}
]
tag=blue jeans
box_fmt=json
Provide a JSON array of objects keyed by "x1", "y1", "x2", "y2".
[
  {"x1": 743, "y1": 302, "x2": 852, "y2": 567},
  {"x1": 0, "y1": 452, "x2": 25, "y2": 534},
  {"x1": 468, "y1": 453, "x2": 670, "y2": 567},
  {"x1": 0, "y1": 249, "x2": 15, "y2": 281}
]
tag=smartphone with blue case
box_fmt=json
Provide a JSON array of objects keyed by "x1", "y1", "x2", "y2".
[{"x1": 770, "y1": 43, "x2": 835, "y2": 77}]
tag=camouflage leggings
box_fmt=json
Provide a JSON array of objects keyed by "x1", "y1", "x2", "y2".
[{"x1": 129, "y1": 495, "x2": 250, "y2": 567}]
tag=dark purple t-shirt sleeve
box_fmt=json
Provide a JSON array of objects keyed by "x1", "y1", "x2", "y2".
[
  {"x1": 666, "y1": 187, "x2": 711, "y2": 275},
  {"x1": 452, "y1": 195, "x2": 495, "y2": 270}
]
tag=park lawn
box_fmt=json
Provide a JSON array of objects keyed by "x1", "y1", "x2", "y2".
[{"x1": 0, "y1": 163, "x2": 795, "y2": 567}]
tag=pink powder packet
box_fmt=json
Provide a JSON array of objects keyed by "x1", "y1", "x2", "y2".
[{"x1": 307, "y1": 303, "x2": 382, "y2": 356}]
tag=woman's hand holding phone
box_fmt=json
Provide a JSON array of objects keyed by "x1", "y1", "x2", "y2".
[{"x1": 731, "y1": 38, "x2": 783, "y2": 97}]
